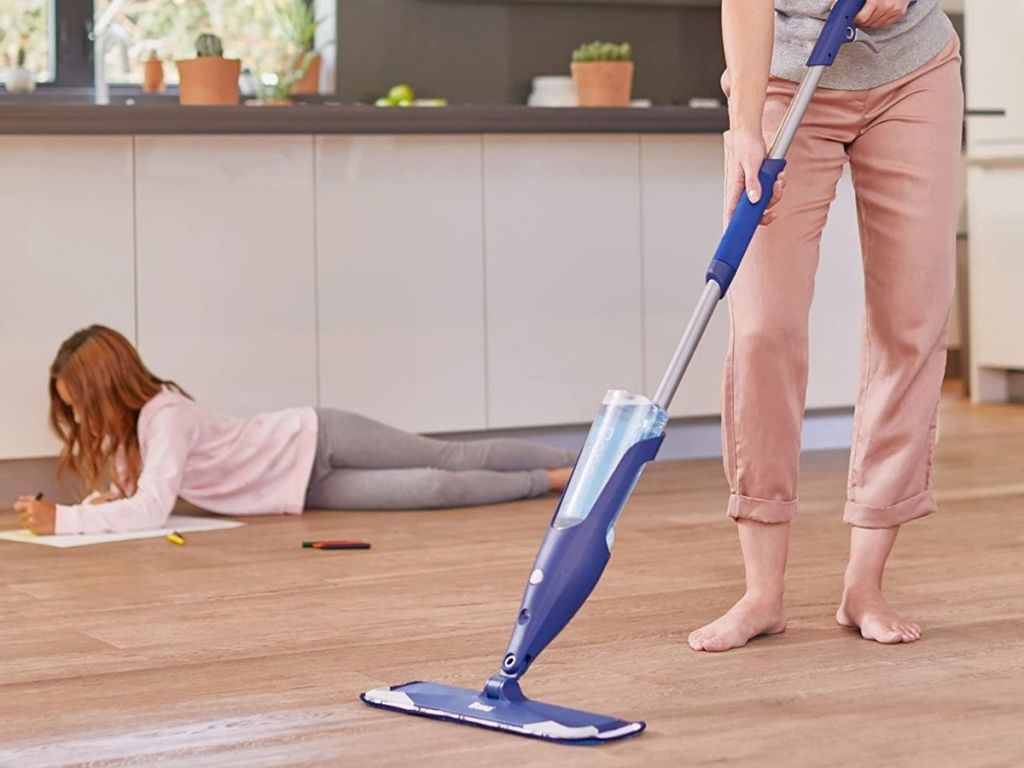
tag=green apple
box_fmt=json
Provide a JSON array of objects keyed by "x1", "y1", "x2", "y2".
[
  {"x1": 374, "y1": 97, "x2": 392, "y2": 107},
  {"x1": 388, "y1": 83, "x2": 415, "y2": 103}
]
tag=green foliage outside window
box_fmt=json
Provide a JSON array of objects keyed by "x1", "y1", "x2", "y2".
[{"x1": 0, "y1": 0, "x2": 50, "y2": 81}]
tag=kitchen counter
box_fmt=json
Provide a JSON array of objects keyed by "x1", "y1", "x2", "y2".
[
  {"x1": 2, "y1": 129, "x2": 865, "y2": 460},
  {"x1": 0, "y1": 103, "x2": 728, "y2": 135}
]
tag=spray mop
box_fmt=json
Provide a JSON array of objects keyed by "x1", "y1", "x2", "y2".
[{"x1": 362, "y1": 0, "x2": 881, "y2": 744}]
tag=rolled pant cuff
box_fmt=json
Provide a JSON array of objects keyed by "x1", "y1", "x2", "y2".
[
  {"x1": 843, "y1": 489, "x2": 936, "y2": 529},
  {"x1": 727, "y1": 492, "x2": 796, "y2": 524}
]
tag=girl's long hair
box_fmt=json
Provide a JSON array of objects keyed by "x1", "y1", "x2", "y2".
[{"x1": 49, "y1": 325, "x2": 190, "y2": 497}]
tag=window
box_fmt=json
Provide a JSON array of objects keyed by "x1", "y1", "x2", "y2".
[
  {"x1": 93, "y1": 0, "x2": 327, "y2": 87},
  {"x1": 0, "y1": 0, "x2": 53, "y2": 82},
  {"x1": 0, "y1": 0, "x2": 333, "y2": 90}
]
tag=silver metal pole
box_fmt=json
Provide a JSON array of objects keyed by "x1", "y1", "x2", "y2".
[
  {"x1": 769, "y1": 66, "x2": 825, "y2": 159},
  {"x1": 652, "y1": 280, "x2": 722, "y2": 410},
  {"x1": 651, "y1": 65, "x2": 826, "y2": 412}
]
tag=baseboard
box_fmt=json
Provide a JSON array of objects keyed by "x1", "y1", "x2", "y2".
[
  {"x1": 945, "y1": 348, "x2": 962, "y2": 380},
  {"x1": 1, "y1": 409, "x2": 855, "y2": 505},
  {"x1": 434, "y1": 407, "x2": 855, "y2": 462},
  {"x1": 1010, "y1": 372, "x2": 1024, "y2": 403},
  {"x1": 0, "y1": 457, "x2": 70, "y2": 507}
]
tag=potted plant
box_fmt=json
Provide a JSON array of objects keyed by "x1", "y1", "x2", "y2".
[
  {"x1": 277, "y1": 0, "x2": 324, "y2": 96},
  {"x1": 5, "y1": 47, "x2": 35, "y2": 94},
  {"x1": 176, "y1": 34, "x2": 240, "y2": 106},
  {"x1": 570, "y1": 41, "x2": 633, "y2": 107}
]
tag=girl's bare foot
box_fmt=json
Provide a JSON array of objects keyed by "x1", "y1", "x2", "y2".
[
  {"x1": 688, "y1": 592, "x2": 787, "y2": 652},
  {"x1": 546, "y1": 467, "x2": 573, "y2": 494},
  {"x1": 836, "y1": 586, "x2": 921, "y2": 643}
]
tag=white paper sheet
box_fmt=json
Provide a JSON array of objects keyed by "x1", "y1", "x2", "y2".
[{"x1": 0, "y1": 515, "x2": 244, "y2": 548}]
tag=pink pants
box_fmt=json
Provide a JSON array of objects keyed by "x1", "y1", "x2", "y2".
[{"x1": 723, "y1": 38, "x2": 963, "y2": 529}]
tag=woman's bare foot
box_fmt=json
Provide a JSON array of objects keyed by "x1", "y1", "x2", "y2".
[
  {"x1": 546, "y1": 467, "x2": 573, "y2": 494},
  {"x1": 688, "y1": 592, "x2": 787, "y2": 652},
  {"x1": 689, "y1": 519, "x2": 791, "y2": 652},
  {"x1": 838, "y1": 525, "x2": 920, "y2": 644},
  {"x1": 836, "y1": 586, "x2": 921, "y2": 644}
]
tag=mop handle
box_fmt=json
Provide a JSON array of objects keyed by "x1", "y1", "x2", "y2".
[
  {"x1": 706, "y1": 0, "x2": 870, "y2": 296},
  {"x1": 653, "y1": 0, "x2": 869, "y2": 410}
]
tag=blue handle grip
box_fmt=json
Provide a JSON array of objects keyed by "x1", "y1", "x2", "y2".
[
  {"x1": 807, "y1": 0, "x2": 866, "y2": 66},
  {"x1": 705, "y1": 158, "x2": 786, "y2": 295}
]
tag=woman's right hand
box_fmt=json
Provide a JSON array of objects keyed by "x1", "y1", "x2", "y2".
[{"x1": 724, "y1": 127, "x2": 786, "y2": 227}]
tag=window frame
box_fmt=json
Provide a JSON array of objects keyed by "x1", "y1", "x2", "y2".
[{"x1": 52, "y1": 0, "x2": 94, "y2": 87}]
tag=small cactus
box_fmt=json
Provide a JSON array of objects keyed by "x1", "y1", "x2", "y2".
[
  {"x1": 571, "y1": 41, "x2": 632, "y2": 63},
  {"x1": 195, "y1": 33, "x2": 224, "y2": 58},
  {"x1": 16, "y1": 46, "x2": 26, "y2": 68}
]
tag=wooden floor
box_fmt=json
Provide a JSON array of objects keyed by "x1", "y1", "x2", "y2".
[{"x1": 1, "y1": 393, "x2": 1023, "y2": 767}]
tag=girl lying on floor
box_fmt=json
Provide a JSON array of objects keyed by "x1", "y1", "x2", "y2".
[{"x1": 13, "y1": 325, "x2": 575, "y2": 535}]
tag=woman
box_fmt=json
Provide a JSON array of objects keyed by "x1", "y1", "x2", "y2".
[
  {"x1": 688, "y1": 0, "x2": 962, "y2": 650},
  {"x1": 13, "y1": 325, "x2": 575, "y2": 535}
]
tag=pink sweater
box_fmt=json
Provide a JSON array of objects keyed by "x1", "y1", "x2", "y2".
[{"x1": 55, "y1": 390, "x2": 319, "y2": 535}]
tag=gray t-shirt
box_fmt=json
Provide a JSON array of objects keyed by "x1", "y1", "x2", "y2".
[{"x1": 772, "y1": 0, "x2": 954, "y2": 90}]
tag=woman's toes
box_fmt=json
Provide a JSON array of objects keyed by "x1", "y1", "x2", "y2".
[{"x1": 901, "y1": 624, "x2": 921, "y2": 641}]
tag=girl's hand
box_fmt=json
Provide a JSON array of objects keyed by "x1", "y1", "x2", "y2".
[
  {"x1": 854, "y1": 0, "x2": 911, "y2": 28},
  {"x1": 14, "y1": 496, "x2": 58, "y2": 535},
  {"x1": 724, "y1": 128, "x2": 787, "y2": 227},
  {"x1": 88, "y1": 491, "x2": 121, "y2": 505}
]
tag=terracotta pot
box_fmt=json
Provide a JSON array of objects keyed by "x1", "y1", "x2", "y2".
[
  {"x1": 176, "y1": 57, "x2": 241, "y2": 106},
  {"x1": 143, "y1": 55, "x2": 165, "y2": 93},
  {"x1": 571, "y1": 61, "x2": 633, "y2": 107},
  {"x1": 290, "y1": 53, "x2": 321, "y2": 96}
]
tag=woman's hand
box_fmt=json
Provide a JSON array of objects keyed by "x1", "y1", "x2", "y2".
[
  {"x1": 854, "y1": 0, "x2": 911, "y2": 28},
  {"x1": 724, "y1": 128, "x2": 787, "y2": 227},
  {"x1": 13, "y1": 496, "x2": 57, "y2": 535}
]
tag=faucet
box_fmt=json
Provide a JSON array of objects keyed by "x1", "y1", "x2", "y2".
[{"x1": 90, "y1": 0, "x2": 131, "y2": 105}]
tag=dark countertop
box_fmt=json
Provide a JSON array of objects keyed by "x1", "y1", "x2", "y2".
[{"x1": 0, "y1": 103, "x2": 728, "y2": 135}]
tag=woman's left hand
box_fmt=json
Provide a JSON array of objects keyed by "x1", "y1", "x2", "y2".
[
  {"x1": 13, "y1": 496, "x2": 57, "y2": 535},
  {"x1": 854, "y1": 0, "x2": 911, "y2": 28}
]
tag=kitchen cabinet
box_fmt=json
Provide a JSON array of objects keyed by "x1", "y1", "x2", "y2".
[
  {"x1": 640, "y1": 134, "x2": 729, "y2": 417},
  {"x1": 641, "y1": 136, "x2": 863, "y2": 417},
  {"x1": 805, "y1": 167, "x2": 863, "y2": 409},
  {"x1": 964, "y1": 0, "x2": 1024, "y2": 158},
  {"x1": 0, "y1": 137, "x2": 135, "y2": 459},
  {"x1": 965, "y1": 0, "x2": 1024, "y2": 400},
  {"x1": 315, "y1": 136, "x2": 488, "y2": 432},
  {"x1": 0, "y1": 130, "x2": 868, "y2": 461},
  {"x1": 134, "y1": 136, "x2": 318, "y2": 417},
  {"x1": 482, "y1": 135, "x2": 645, "y2": 428}
]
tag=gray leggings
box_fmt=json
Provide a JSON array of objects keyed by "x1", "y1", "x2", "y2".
[{"x1": 304, "y1": 408, "x2": 577, "y2": 510}]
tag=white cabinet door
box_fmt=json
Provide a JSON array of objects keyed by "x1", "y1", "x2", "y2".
[
  {"x1": 0, "y1": 137, "x2": 135, "y2": 459},
  {"x1": 641, "y1": 135, "x2": 728, "y2": 417},
  {"x1": 483, "y1": 135, "x2": 645, "y2": 428},
  {"x1": 134, "y1": 136, "x2": 317, "y2": 417},
  {"x1": 315, "y1": 136, "x2": 487, "y2": 433},
  {"x1": 965, "y1": 0, "x2": 1024, "y2": 155},
  {"x1": 967, "y1": 162, "x2": 1024, "y2": 399},
  {"x1": 642, "y1": 136, "x2": 863, "y2": 417}
]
